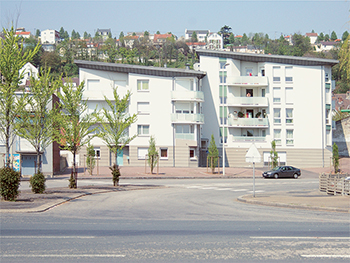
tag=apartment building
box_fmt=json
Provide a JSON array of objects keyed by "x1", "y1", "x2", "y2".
[
  {"x1": 196, "y1": 49, "x2": 338, "y2": 168},
  {"x1": 40, "y1": 29, "x2": 60, "y2": 44},
  {"x1": 74, "y1": 60, "x2": 206, "y2": 168}
]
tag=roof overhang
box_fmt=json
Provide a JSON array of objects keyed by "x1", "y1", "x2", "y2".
[
  {"x1": 74, "y1": 60, "x2": 206, "y2": 79},
  {"x1": 196, "y1": 49, "x2": 339, "y2": 67}
]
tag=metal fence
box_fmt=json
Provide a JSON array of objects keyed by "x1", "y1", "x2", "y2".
[{"x1": 319, "y1": 173, "x2": 350, "y2": 196}]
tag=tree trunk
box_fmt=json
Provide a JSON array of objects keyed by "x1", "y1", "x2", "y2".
[{"x1": 73, "y1": 151, "x2": 77, "y2": 188}]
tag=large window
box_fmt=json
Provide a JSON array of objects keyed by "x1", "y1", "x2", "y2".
[
  {"x1": 286, "y1": 109, "x2": 293, "y2": 124},
  {"x1": 137, "y1": 102, "x2": 150, "y2": 114},
  {"x1": 286, "y1": 130, "x2": 294, "y2": 145},
  {"x1": 273, "y1": 87, "x2": 281, "y2": 103},
  {"x1": 137, "y1": 125, "x2": 149, "y2": 135},
  {"x1": 137, "y1": 80, "x2": 149, "y2": 91},
  {"x1": 274, "y1": 129, "x2": 281, "y2": 146},
  {"x1": 285, "y1": 66, "x2": 293, "y2": 82},
  {"x1": 137, "y1": 148, "x2": 148, "y2": 159},
  {"x1": 160, "y1": 148, "x2": 168, "y2": 159},
  {"x1": 285, "y1": 87, "x2": 294, "y2": 104},
  {"x1": 274, "y1": 108, "x2": 281, "y2": 124},
  {"x1": 219, "y1": 71, "x2": 227, "y2": 84},
  {"x1": 273, "y1": 66, "x2": 281, "y2": 82}
]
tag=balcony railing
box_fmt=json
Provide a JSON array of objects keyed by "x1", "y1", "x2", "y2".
[
  {"x1": 227, "y1": 76, "x2": 268, "y2": 87},
  {"x1": 227, "y1": 96, "x2": 268, "y2": 107},
  {"x1": 228, "y1": 117, "x2": 268, "y2": 127},
  {"x1": 171, "y1": 113, "x2": 204, "y2": 123},
  {"x1": 171, "y1": 91, "x2": 204, "y2": 101},
  {"x1": 232, "y1": 136, "x2": 266, "y2": 142},
  {"x1": 175, "y1": 133, "x2": 195, "y2": 140}
]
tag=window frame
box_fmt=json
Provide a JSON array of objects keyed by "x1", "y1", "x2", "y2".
[
  {"x1": 286, "y1": 129, "x2": 294, "y2": 146},
  {"x1": 286, "y1": 108, "x2": 293, "y2": 124},
  {"x1": 137, "y1": 124, "x2": 150, "y2": 136},
  {"x1": 137, "y1": 79, "x2": 149, "y2": 92},
  {"x1": 273, "y1": 108, "x2": 281, "y2": 124},
  {"x1": 160, "y1": 148, "x2": 168, "y2": 160}
]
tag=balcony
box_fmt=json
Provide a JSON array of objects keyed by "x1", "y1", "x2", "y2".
[
  {"x1": 175, "y1": 133, "x2": 195, "y2": 140},
  {"x1": 171, "y1": 91, "x2": 204, "y2": 102},
  {"x1": 228, "y1": 117, "x2": 268, "y2": 128},
  {"x1": 227, "y1": 76, "x2": 268, "y2": 87},
  {"x1": 232, "y1": 136, "x2": 266, "y2": 142},
  {"x1": 227, "y1": 96, "x2": 268, "y2": 107},
  {"x1": 171, "y1": 113, "x2": 204, "y2": 124}
]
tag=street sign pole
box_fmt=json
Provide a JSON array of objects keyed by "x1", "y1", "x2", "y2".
[{"x1": 245, "y1": 143, "x2": 261, "y2": 198}]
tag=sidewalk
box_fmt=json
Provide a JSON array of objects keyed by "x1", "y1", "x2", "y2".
[{"x1": 1, "y1": 158, "x2": 349, "y2": 213}]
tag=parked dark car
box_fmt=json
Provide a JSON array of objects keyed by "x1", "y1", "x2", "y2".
[{"x1": 262, "y1": 166, "x2": 301, "y2": 179}]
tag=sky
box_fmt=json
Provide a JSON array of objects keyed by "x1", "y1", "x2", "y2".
[{"x1": 0, "y1": 0, "x2": 349, "y2": 40}]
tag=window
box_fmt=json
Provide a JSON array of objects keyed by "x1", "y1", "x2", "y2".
[
  {"x1": 189, "y1": 148, "x2": 196, "y2": 159},
  {"x1": 220, "y1": 106, "x2": 227, "y2": 125},
  {"x1": 138, "y1": 147, "x2": 148, "y2": 159},
  {"x1": 286, "y1": 130, "x2": 294, "y2": 145},
  {"x1": 87, "y1": 79, "x2": 100, "y2": 91},
  {"x1": 273, "y1": 66, "x2": 281, "y2": 82},
  {"x1": 219, "y1": 71, "x2": 227, "y2": 83},
  {"x1": 262, "y1": 89, "x2": 266, "y2": 97},
  {"x1": 219, "y1": 85, "x2": 227, "y2": 104},
  {"x1": 94, "y1": 147, "x2": 101, "y2": 158},
  {"x1": 273, "y1": 87, "x2": 281, "y2": 103},
  {"x1": 137, "y1": 125, "x2": 149, "y2": 135},
  {"x1": 137, "y1": 80, "x2": 149, "y2": 91},
  {"x1": 286, "y1": 109, "x2": 293, "y2": 124},
  {"x1": 285, "y1": 66, "x2": 293, "y2": 82},
  {"x1": 285, "y1": 87, "x2": 293, "y2": 104},
  {"x1": 220, "y1": 127, "x2": 228, "y2": 143},
  {"x1": 137, "y1": 102, "x2": 150, "y2": 114},
  {"x1": 325, "y1": 73, "x2": 329, "y2": 82},
  {"x1": 274, "y1": 108, "x2": 281, "y2": 124},
  {"x1": 274, "y1": 129, "x2": 281, "y2": 146},
  {"x1": 160, "y1": 148, "x2": 168, "y2": 159}
]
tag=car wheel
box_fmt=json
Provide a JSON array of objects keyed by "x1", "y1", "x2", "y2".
[
  {"x1": 274, "y1": 173, "x2": 279, "y2": 179},
  {"x1": 293, "y1": 173, "x2": 298, "y2": 179}
]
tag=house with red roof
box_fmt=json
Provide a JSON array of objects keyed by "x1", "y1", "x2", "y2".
[{"x1": 305, "y1": 32, "x2": 318, "y2": 44}]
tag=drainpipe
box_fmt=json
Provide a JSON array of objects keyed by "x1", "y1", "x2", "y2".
[{"x1": 321, "y1": 66, "x2": 325, "y2": 167}]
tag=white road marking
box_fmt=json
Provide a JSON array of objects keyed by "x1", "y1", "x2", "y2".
[
  {"x1": 1, "y1": 236, "x2": 95, "y2": 239},
  {"x1": 1, "y1": 254, "x2": 126, "y2": 258},
  {"x1": 301, "y1": 255, "x2": 350, "y2": 258},
  {"x1": 251, "y1": 236, "x2": 350, "y2": 240}
]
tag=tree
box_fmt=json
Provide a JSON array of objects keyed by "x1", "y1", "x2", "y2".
[
  {"x1": 332, "y1": 143, "x2": 339, "y2": 173},
  {"x1": 53, "y1": 79, "x2": 97, "y2": 188},
  {"x1": 338, "y1": 35, "x2": 350, "y2": 83},
  {"x1": 317, "y1": 32, "x2": 325, "y2": 42},
  {"x1": 14, "y1": 68, "x2": 58, "y2": 173},
  {"x1": 207, "y1": 134, "x2": 219, "y2": 174},
  {"x1": 148, "y1": 136, "x2": 158, "y2": 174},
  {"x1": 219, "y1": 25, "x2": 232, "y2": 46},
  {"x1": 191, "y1": 31, "x2": 198, "y2": 42},
  {"x1": 97, "y1": 88, "x2": 138, "y2": 184},
  {"x1": 331, "y1": 31, "x2": 337, "y2": 41},
  {"x1": 35, "y1": 29, "x2": 41, "y2": 38},
  {"x1": 0, "y1": 27, "x2": 40, "y2": 168},
  {"x1": 324, "y1": 34, "x2": 330, "y2": 41},
  {"x1": 229, "y1": 33, "x2": 235, "y2": 45},
  {"x1": 342, "y1": 31, "x2": 349, "y2": 42},
  {"x1": 292, "y1": 33, "x2": 311, "y2": 56},
  {"x1": 270, "y1": 140, "x2": 278, "y2": 168},
  {"x1": 86, "y1": 143, "x2": 96, "y2": 175}
]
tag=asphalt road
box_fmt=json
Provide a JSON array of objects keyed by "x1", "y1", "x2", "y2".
[{"x1": 1, "y1": 178, "x2": 349, "y2": 263}]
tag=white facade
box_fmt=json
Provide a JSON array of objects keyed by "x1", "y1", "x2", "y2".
[
  {"x1": 206, "y1": 33, "x2": 223, "y2": 50},
  {"x1": 197, "y1": 50, "x2": 337, "y2": 168},
  {"x1": 19, "y1": 62, "x2": 38, "y2": 86},
  {"x1": 75, "y1": 61, "x2": 206, "y2": 168},
  {"x1": 185, "y1": 29, "x2": 210, "y2": 42},
  {"x1": 40, "y1": 29, "x2": 60, "y2": 44}
]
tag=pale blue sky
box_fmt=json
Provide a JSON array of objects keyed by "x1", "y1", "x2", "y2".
[{"x1": 1, "y1": 0, "x2": 349, "y2": 39}]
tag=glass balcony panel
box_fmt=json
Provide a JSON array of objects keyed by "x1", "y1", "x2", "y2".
[
  {"x1": 232, "y1": 136, "x2": 266, "y2": 142},
  {"x1": 227, "y1": 76, "x2": 268, "y2": 87},
  {"x1": 171, "y1": 113, "x2": 204, "y2": 123},
  {"x1": 171, "y1": 91, "x2": 204, "y2": 101},
  {"x1": 228, "y1": 117, "x2": 268, "y2": 127},
  {"x1": 227, "y1": 96, "x2": 268, "y2": 107},
  {"x1": 175, "y1": 133, "x2": 195, "y2": 140}
]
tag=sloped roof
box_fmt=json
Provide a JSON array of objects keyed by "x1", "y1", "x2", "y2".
[
  {"x1": 74, "y1": 60, "x2": 206, "y2": 79},
  {"x1": 306, "y1": 33, "x2": 318, "y2": 37},
  {"x1": 196, "y1": 49, "x2": 338, "y2": 67}
]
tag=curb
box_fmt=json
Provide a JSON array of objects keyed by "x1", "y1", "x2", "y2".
[{"x1": 237, "y1": 195, "x2": 350, "y2": 213}]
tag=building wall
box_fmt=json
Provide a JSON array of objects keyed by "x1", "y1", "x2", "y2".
[{"x1": 333, "y1": 117, "x2": 350, "y2": 157}]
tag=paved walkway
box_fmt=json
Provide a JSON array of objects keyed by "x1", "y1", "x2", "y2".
[{"x1": 1, "y1": 158, "x2": 349, "y2": 213}]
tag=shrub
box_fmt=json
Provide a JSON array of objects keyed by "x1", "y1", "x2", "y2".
[
  {"x1": 29, "y1": 171, "x2": 46, "y2": 194},
  {"x1": 0, "y1": 167, "x2": 21, "y2": 201},
  {"x1": 86, "y1": 143, "x2": 96, "y2": 175},
  {"x1": 110, "y1": 164, "x2": 120, "y2": 186}
]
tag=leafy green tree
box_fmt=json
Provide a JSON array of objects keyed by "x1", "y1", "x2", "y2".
[
  {"x1": 333, "y1": 109, "x2": 350, "y2": 121},
  {"x1": 53, "y1": 79, "x2": 97, "y2": 188},
  {"x1": 324, "y1": 34, "x2": 330, "y2": 41},
  {"x1": 229, "y1": 33, "x2": 235, "y2": 44},
  {"x1": 191, "y1": 31, "x2": 198, "y2": 42},
  {"x1": 342, "y1": 31, "x2": 349, "y2": 42},
  {"x1": 270, "y1": 140, "x2": 278, "y2": 168},
  {"x1": 35, "y1": 29, "x2": 41, "y2": 38},
  {"x1": 241, "y1": 33, "x2": 249, "y2": 45},
  {"x1": 96, "y1": 88, "x2": 138, "y2": 184},
  {"x1": 86, "y1": 143, "x2": 96, "y2": 175},
  {"x1": 83, "y1": 31, "x2": 91, "y2": 39},
  {"x1": 108, "y1": 31, "x2": 112, "y2": 38},
  {"x1": 148, "y1": 136, "x2": 159, "y2": 174},
  {"x1": 0, "y1": 27, "x2": 40, "y2": 167},
  {"x1": 331, "y1": 31, "x2": 337, "y2": 41},
  {"x1": 156, "y1": 31, "x2": 160, "y2": 34},
  {"x1": 14, "y1": 68, "x2": 59, "y2": 172},
  {"x1": 41, "y1": 51, "x2": 61, "y2": 74},
  {"x1": 219, "y1": 25, "x2": 232, "y2": 46},
  {"x1": 292, "y1": 33, "x2": 312, "y2": 56},
  {"x1": 207, "y1": 134, "x2": 219, "y2": 174},
  {"x1": 71, "y1": 29, "x2": 77, "y2": 39},
  {"x1": 339, "y1": 35, "x2": 350, "y2": 83},
  {"x1": 332, "y1": 143, "x2": 339, "y2": 173},
  {"x1": 317, "y1": 32, "x2": 325, "y2": 42}
]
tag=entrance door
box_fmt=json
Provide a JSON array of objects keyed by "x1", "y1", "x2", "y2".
[
  {"x1": 117, "y1": 149, "x2": 123, "y2": 166},
  {"x1": 21, "y1": 155, "x2": 36, "y2": 176}
]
